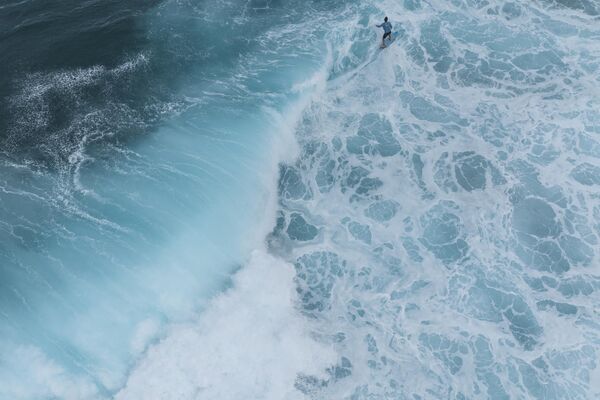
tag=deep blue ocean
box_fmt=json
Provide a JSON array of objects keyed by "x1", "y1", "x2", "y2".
[{"x1": 1, "y1": 0, "x2": 600, "y2": 398}]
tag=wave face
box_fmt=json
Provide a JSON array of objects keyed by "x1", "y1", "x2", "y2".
[
  {"x1": 2, "y1": 0, "x2": 600, "y2": 399},
  {"x1": 0, "y1": 0, "x2": 336, "y2": 397}
]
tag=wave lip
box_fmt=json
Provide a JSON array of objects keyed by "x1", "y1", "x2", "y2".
[{"x1": 116, "y1": 250, "x2": 337, "y2": 400}]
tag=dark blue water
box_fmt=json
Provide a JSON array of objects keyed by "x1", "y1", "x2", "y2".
[{"x1": 1, "y1": 0, "x2": 157, "y2": 160}]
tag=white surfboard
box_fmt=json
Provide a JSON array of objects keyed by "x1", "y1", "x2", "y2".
[{"x1": 380, "y1": 31, "x2": 398, "y2": 48}]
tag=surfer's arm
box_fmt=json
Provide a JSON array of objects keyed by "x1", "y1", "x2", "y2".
[{"x1": 376, "y1": 23, "x2": 382, "y2": 27}]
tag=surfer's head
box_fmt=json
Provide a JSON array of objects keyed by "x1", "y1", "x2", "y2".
[{"x1": 384, "y1": 16, "x2": 388, "y2": 22}]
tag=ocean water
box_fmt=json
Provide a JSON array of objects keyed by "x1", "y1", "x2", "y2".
[{"x1": 1, "y1": 0, "x2": 600, "y2": 399}]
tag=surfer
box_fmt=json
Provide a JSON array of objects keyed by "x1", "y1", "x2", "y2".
[{"x1": 376, "y1": 17, "x2": 393, "y2": 48}]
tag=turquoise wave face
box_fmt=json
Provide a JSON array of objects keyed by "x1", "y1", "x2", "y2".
[{"x1": 0, "y1": 0, "x2": 336, "y2": 397}]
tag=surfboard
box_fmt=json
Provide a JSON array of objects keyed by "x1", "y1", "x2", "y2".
[{"x1": 379, "y1": 31, "x2": 399, "y2": 49}]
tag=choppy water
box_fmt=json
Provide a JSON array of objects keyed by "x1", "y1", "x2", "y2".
[{"x1": 1, "y1": 0, "x2": 600, "y2": 399}]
